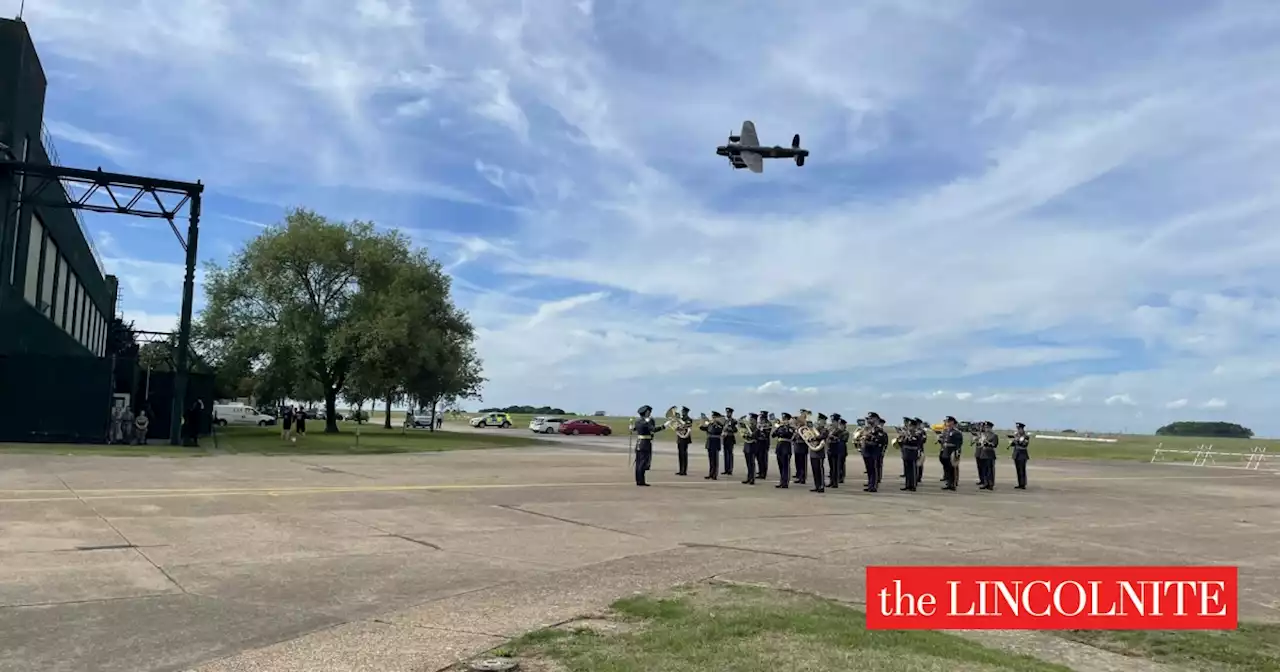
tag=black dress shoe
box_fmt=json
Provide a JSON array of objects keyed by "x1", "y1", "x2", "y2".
[
  {"x1": 1015, "y1": 485, "x2": 1026, "y2": 489},
  {"x1": 900, "y1": 486, "x2": 911, "y2": 491},
  {"x1": 637, "y1": 483, "x2": 650, "y2": 486},
  {"x1": 776, "y1": 483, "x2": 788, "y2": 488}
]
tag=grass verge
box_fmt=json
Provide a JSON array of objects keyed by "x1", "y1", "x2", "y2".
[
  {"x1": 1058, "y1": 624, "x2": 1280, "y2": 672},
  {"x1": 502, "y1": 583, "x2": 1071, "y2": 672},
  {"x1": 0, "y1": 425, "x2": 546, "y2": 457}
]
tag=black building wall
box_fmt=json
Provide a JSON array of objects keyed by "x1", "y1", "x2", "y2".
[{"x1": 0, "y1": 18, "x2": 112, "y2": 357}]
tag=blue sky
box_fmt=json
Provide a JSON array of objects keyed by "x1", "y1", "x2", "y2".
[{"x1": 13, "y1": 0, "x2": 1280, "y2": 433}]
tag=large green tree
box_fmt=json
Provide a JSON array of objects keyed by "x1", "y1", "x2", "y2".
[
  {"x1": 350, "y1": 249, "x2": 483, "y2": 429},
  {"x1": 199, "y1": 208, "x2": 418, "y2": 433}
]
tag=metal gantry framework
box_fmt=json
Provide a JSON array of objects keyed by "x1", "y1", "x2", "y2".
[{"x1": 0, "y1": 161, "x2": 204, "y2": 445}]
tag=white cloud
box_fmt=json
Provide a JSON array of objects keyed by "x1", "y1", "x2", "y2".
[
  {"x1": 751, "y1": 381, "x2": 819, "y2": 397},
  {"x1": 688, "y1": 388, "x2": 707, "y2": 396},
  {"x1": 43, "y1": 120, "x2": 134, "y2": 161},
  {"x1": 29, "y1": 1, "x2": 1280, "y2": 433},
  {"x1": 1165, "y1": 399, "x2": 1189, "y2": 409},
  {"x1": 1200, "y1": 398, "x2": 1228, "y2": 409}
]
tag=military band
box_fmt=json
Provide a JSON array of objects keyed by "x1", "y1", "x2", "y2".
[{"x1": 630, "y1": 406, "x2": 1032, "y2": 494}]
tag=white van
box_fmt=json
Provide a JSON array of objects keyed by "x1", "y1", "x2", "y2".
[{"x1": 213, "y1": 404, "x2": 275, "y2": 427}]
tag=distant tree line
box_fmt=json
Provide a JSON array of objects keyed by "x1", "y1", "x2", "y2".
[
  {"x1": 1155, "y1": 421, "x2": 1253, "y2": 439},
  {"x1": 481, "y1": 405, "x2": 571, "y2": 415}
]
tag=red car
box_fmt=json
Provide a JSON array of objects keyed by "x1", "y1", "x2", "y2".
[{"x1": 559, "y1": 419, "x2": 613, "y2": 436}]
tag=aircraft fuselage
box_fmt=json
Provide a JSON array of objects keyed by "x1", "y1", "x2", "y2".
[{"x1": 716, "y1": 145, "x2": 809, "y2": 159}]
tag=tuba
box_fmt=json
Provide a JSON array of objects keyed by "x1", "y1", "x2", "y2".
[{"x1": 794, "y1": 409, "x2": 824, "y2": 452}]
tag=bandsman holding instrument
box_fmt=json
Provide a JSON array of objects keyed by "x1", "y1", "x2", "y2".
[
  {"x1": 722, "y1": 407, "x2": 737, "y2": 476},
  {"x1": 913, "y1": 417, "x2": 927, "y2": 486},
  {"x1": 826, "y1": 413, "x2": 848, "y2": 488},
  {"x1": 701, "y1": 411, "x2": 725, "y2": 480},
  {"x1": 741, "y1": 412, "x2": 759, "y2": 484},
  {"x1": 757, "y1": 410, "x2": 772, "y2": 480},
  {"x1": 772, "y1": 412, "x2": 795, "y2": 488},
  {"x1": 939, "y1": 415, "x2": 963, "y2": 490},
  {"x1": 631, "y1": 405, "x2": 664, "y2": 487},
  {"x1": 898, "y1": 417, "x2": 921, "y2": 491},
  {"x1": 1009, "y1": 422, "x2": 1031, "y2": 489},
  {"x1": 673, "y1": 406, "x2": 693, "y2": 476},
  {"x1": 977, "y1": 420, "x2": 999, "y2": 490},
  {"x1": 861, "y1": 412, "x2": 889, "y2": 492},
  {"x1": 806, "y1": 413, "x2": 829, "y2": 493},
  {"x1": 793, "y1": 409, "x2": 810, "y2": 485}
]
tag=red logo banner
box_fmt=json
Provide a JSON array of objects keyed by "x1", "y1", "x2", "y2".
[{"x1": 865, "y1": 565, "x2": 1237, "y2": 630}]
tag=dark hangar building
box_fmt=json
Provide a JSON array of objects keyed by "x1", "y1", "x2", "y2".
[{"x1": 0, "y1": 17, "x2": 116, "y2": 357}]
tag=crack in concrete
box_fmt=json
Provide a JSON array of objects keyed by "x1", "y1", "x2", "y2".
[
  {"x1": 325, "y1": 511, "x2": 446, "y2": 551},
  {"x1": 679, "y1": 542, "x2": 819, "y2": 560},
  {"x1": 496, "y1": 504, "x2": 646, "y2": 538},
  {"x1": 52, "y1": 474, "x2": 189, "y2": 595},
  {"x1": 1, "y1": 592, "x2": 176, "y2": 610}
]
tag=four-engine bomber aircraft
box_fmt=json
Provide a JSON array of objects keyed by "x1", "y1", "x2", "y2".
[{"x1": 715, "y1": 120, "x2": 809, "y2": 173}]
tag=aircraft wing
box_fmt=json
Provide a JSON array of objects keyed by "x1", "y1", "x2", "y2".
[
  {"x1": 740, "y1": 120, "x2": 760, "y2": 147},
  {"x1": 742, "y1": 151, "x2": 763, "y2": 173}
]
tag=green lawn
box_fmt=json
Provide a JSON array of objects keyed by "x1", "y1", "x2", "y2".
[
  {"x1": 1058, "y1": 624, "x2": 1280, "y2": 672},
  {"x1": 503, "y1": 583, "x2": 1070, "y2": 672},
  {"x1": 0, "y1": 424, "x2": 546, "y2": 457}
]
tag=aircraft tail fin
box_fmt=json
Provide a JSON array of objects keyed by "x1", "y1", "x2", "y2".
[
  {"x1": 792, "y1": 133, "x2": 800, "y2": 149},
  {"x1": 795, "y1": 155, "x2": 805, "y2": 167}
]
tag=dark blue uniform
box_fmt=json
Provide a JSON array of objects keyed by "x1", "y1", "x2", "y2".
[
  {"x1": 722, "y1": 416, "x2": 737, "y2": 475},
  {"x1": 827, "y1": 423, "x2": 849, "y2": 488},
  {"x1": 977, "y1": 427, "x2": 999, "y2": 490},
  {"x1": 899, "y1": 426, "x2": 922, "y2": 491},
  {"x1": 702, "y1": 417, "x2": 724, "y2": 480},
  {"x1": 674, "y1": 414, "x2": 693, "y2": 475},
  {"x1": 772, "y1": 422, "x2": 795, "y2": 488},
  {"x1": 632, "y1": 415, "x2": 663, "y2": 486},
  {"x1": 741, "y1": 418, "x2": 759, "y2": 484},
  {"x1": 861, "y1": 425, "x2": 888, "y2": 492},
  {"x1": 808, "y1": 424, "x2": 828, "y2": 493},
  {"x1": 939, "y1": 426, "x2": 963, "y2": 490},
  {"x1": 1010, "y1": 427, "x2": 1030, "y2": 489}
]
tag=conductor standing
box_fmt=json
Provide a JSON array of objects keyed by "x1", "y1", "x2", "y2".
[{"x1": 632, "y1": 405, "x2": 663, "y2": 487}]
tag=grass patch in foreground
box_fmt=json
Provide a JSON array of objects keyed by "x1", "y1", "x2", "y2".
[
  {"x1": 504, "y1": 583, "x2": 1070, "y2": 672},
  {"x1": 0, "y1": 426, "x2": 546, "y2": 457},
  {"x1": 1058, "y1": 623, "x2": 1280, "y2": 672}
]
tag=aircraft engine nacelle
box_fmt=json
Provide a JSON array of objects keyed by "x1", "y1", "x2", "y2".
[{"x1": 728, "y1": 135, "x2": 741, "y2": 142}]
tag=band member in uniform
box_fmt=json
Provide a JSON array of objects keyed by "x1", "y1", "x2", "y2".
[
  {"x1": 632, "y1": 405, "x2": 664, "y2": 486},
  {"x1": 861, "y1": 412, "x2": 889, "y2": 492},
  {"x1": 674, "y1": 406, "x2": 693, "y2": 475},
  {"x1": 899, "y1": 417, "x2": 920, "y2": 491},
  {"x1": 809, "y1": 413, "x2": 829, "y2": 493},
  {"x1": 757, "y1": 410, "x2": 772, "y2": 480},
  {"x1": 792, "y1": 412, "x2": 809, "y2": 485},
  {"x1": 772, "y1": 412, "x2": 794, "y2": 488},
  {"x1": 742, "y1": 412, "x2": 759, "y2": 484},
  {"x1": 939, "y1": 415, "x2": 963, "y2": 490},
  {"x1": 1009, "y1": 422, "x2": 1031, "y2": 489},
  {"x1": 701, "y1": 411, "x2": 724, "y2": 480},
  {"x1": 913, "y1": 418, "x2": 927, "y2": 486},
  {"x1": 977, "y1": 420, "x2": 999, "y2": 490},
  {"x1": 826, "y1": 413, "x2": 846, "y2": 488},
  {"x1": 722, "y1": 407, "x2": 737, "y2": 476}
]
